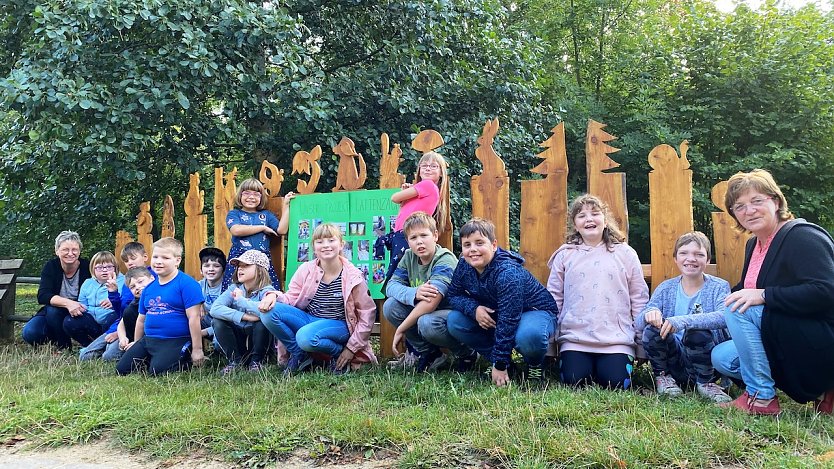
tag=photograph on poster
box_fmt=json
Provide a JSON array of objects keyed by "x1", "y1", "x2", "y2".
[
  {"x1": 389, "y1": 215, "x2": 397, "y2": 232},
  {"x1": 372, "y1": 216, "x2": 386, "y2": 237},
  {"x1": 349, "y1": 222, "x2": 366, "y2": 236},
  {"x1": 297, "y1": 243, "x2": 310, "y2": 262},
  {"x1": 312, "y1": 218, "x2": 323, "y2": 231},
  {"x1": 372, "y1": 263, "x2": 385, "y2": 284},
  {"x1": 342, "y1": 241, "x2": 353, "y2": 260},
  {"x1": 372, "y1": 237, "x2": 385, "y2": 261},
  {"x1": 357, "y1": 240, "x2": 370, "y2": 261},
  {"x1": 335, "y1": 222, "x2": 347, "y2": 236},
  {"x1": 357, "y1": 264, "x2": 370, "y2": 284},
  {"x1": 298, "y1": 220, "x2": 310, "y2": 240}
]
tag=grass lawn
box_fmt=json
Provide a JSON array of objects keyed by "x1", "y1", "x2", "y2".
[{"x1": 2, "y1": 285, "x2": 833, "y2": 468}]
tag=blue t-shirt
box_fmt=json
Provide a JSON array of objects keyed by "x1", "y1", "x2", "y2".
[
  {"x1": 226, "y1": 208, "x2": 279, "y2": 253},
  {"x1": 139, "y1": 271, "x2": 204, "y2": 339},
  {"x1": 673, "y1": 283, "x2": 703, "y2": 340},
  {"x1": 199, "y1": 278, "x2": 223, "y2": 312}
]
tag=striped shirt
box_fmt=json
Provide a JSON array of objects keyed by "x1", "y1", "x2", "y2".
[{"x1": 307, "y1": 271, "x2": 346, "y2": 320}]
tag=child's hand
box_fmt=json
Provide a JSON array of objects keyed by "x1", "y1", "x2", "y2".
[
  {"x1": 258, "y1": 293, "x2": 278, "y2": 312},
  {"x1": 491, "y1": 367, "x2": 510, "y2": 387},
  {"x1": 392, "y1": 328, "x2": 407, "y2": 356},
  {"x1": 415, "y1": 283, "x2": 439, "y2": 302},
  {"x1": 105, "y1": 272, "x2": 119, "y2": 292},
  {"x1": 644, "y1": 309, "x2": 663, "y2": 328},
  {"x1": 263, "y1": 226, "x2": 277, "y2": 236},
  {"x1": 99, "y1": 298, "x2": 113, "y2": 309},
  {"x1": 119, "y1": 337, "x2": 129, "y2": 350},
  {"x1": 231, "y1": 288, "x2": 243, "y2": 300},
  {"x1": 104, "y1": 331, "x2": 119, "y2": 343},
  {"x1": 283, "y1": 192, "x2": 296, "y2": 206},
  {"x1": 400, "y1": 182, "x2": 412, "y2": 190},
  {"x1": 191, "y1": 348, "x2": 206, "y2": 367},
  {"x1": 475, "y1": 306, "x2": 496, "y2": 329}
]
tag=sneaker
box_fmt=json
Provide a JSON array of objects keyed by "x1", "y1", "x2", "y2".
[
  {"x1": 697, "y1": 382, "x2": 732, "y2": 403},
  {"x1": 719, "y1": 390, "x2": 781, "y2": 416},
  {"x1": 655, "y1": 373, "x2": 683, "y2": 397},
  {"x1": 387, "y1": 350, "x2": 418, "y2": 370},
  {"x1": 814, "y1": 389, "x2": 834, "y2": 414},
  {"x1": 415, "y1": 348, "x2": 444, "y2": 372},
  {"x1": 525, "y1": 364, "x2": 544, "y2": 383},
  {"x1": 284, "y1": 352, "x2": 313, "y2": 376},
  {"x1": 220, "y1": 362, "x2": 238, "y2": 376},
  {"x1": 248, "y1": 361, "x2": 265, "y2": 373},
  {"x1": 427, "y1": 352, "x2": 451, "y2": 371},
  {"x1": 454, "y1": 352, "x2": 478, "y2": 373}
]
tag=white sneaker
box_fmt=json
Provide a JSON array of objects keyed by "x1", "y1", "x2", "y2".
[
  {"x1": 697, "y1": 381, "x2": 732, "y2": 403},
  {"x1": 387, "y1": 350, "x2": 418, "y2": 369},
  {"x1": 655, "y1": 373, "x2": 683, "y2": 397},
  {"x1": 427, "y1": 352, "x2": 451, "y2": 371}
]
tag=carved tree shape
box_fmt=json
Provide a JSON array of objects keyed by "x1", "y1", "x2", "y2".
[
  {"x1": 586, "y1": 119, "x2": 628, "y2": 237},
  {"x1": 332, "y1": 137, "x2": 367, "y2": 192},
  {"x1": 532, "y1": 123, "x2": 569, "y2": 176},
  {"x1": 291, "y1": 145, "x2": 322, "y2": 194},
  {"x1": 379, "y1": 133, "x2": 404, "y2": 189}
]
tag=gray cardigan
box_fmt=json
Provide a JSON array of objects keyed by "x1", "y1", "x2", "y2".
[{"x1": 636, "y1": 274, "x2": 731, "y2": 340}]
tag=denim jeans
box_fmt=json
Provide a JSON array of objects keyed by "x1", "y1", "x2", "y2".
[
  {"x1": 712, "y1": 304, "x2": 776, "y2": 399},
  {"x1": 79, "y1": 332, "x2": 124, "y2": 361},
  {"x1": 212, "y1": 317, "x2": 272, "y2": 364},
  {"x1": 446, "y1": 309, "x2": 555, "y2": 366},
  {"x1": 642, "y1": 325, "x2": 716, "y2": 385},
  {"x1": 262, "y1": 303, "x2": 349, "y2": 357},
  {"x1": 63, "y1": 312, "x2": 105, "y2": 347},
  {"x1": 382, "y1": 298, "x2": 472, "y2": 357},
  {"x1": 21, "y1": 306, "x2": 73, "y2": 348}
]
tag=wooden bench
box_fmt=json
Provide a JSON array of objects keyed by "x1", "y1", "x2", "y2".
[{"x1": 0, "y1": 259, "x2": 24, "y2": 342}]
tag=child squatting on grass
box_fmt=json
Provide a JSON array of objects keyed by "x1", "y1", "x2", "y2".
[
  {"x1": 116, "y1": 237, "x2": 205, "y2": 376},
  {"x1": 382, "y1": 211, "x2": 474, "y2": 372},
  {"x1": 258, "y1": 223, "x2": 378, "y2": 375},
  {"x1": 635, "y1": 231, "x2": 733, "y2": 403},
  {"x1": 446, "y1": 218, "x2": 559, "y2": 387},
  {"x1": 547, "y1": 194, "x2": 649, "y2": 390},
  {"x1": 69, "y1": 251, "x2": 125, "y2": 348},
  {"x1": 210, "y1": 250, "x2": 275, "y2": 375}
]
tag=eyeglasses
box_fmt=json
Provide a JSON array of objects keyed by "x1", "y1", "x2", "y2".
[
  {"x1": 242, "y1": 191, "x2": 262, "y2": 198},
  {"x1": 419, "y1": 163, "x2": 440, "y2": 170},
  {"x1": 731, "y1": 196, "x2": 772, "y2": 214},
  {"x1": 94, "y1": 264, "x2": 115, "y2": 271}
]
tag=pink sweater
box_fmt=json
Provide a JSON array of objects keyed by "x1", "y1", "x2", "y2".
[
  {"x1": 547, "y1": 242, "x2": 649, "y2": 355},
  {"x1": 274, "y1": 257, "x2": 378, "y2": 366}
]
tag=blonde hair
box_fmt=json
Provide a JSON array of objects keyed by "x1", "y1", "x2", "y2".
[
  {"x1": 153, "y1": 237, "x2": 183, "y2": 257},
  {"x1": 89, "y1": 251, "x2": 117, "y2": 276},
  {"x1": 402, "y1": 211, "x2": 437, "y2": 235},
  {"x1": 234, "y1": 178, "x2": 267, "y2": 210},
  {"x1": 312, "y1": 223, "x2": 344, "y2": 243},
  {"x1": 125, "y1": 266, "x2": 153, "y2": 285},
  {"x1": 565, "y1": 194, "x2": 624, "y2": 251},
  {"x1": 233, "y1": 264, "x2": 271, "y2": 295},
  {"x1": 724, "y1": 169, "x2": 793, "y2": 231},
  {"x1": 414, "y1": 152, "x2": 450, "y2": 233}
]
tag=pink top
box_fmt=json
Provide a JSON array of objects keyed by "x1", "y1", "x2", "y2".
[
  {"x1": 394, "y1": 179, "x2": 440, "y2": 231},
  {"x1": 743, "y1": 226, "x2": 782, "y2": 288}
]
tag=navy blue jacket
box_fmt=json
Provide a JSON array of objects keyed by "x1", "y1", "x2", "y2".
[{"x1": 447, "y1": 248, "x2": 558, "y2": 365}]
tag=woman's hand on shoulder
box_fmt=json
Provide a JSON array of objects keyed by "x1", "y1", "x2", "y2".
[
  {"x1": 258, "y1": 291, "x2": 279, "y2": 312},
  {"x1": 724, "y1": 288, "x2": 764, "y2": 313}
]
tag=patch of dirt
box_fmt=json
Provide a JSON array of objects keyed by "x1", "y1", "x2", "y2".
[{"x1": 0, "y1": 439, "x2": 399, "y2": 468}]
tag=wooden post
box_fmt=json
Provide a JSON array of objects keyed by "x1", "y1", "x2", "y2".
[
  {"x1": 648, "y1": 141, "x2": 694, "y2": 291},
  {"x1": 586, "y1": 120, "x2": 629, "y2": 239},
  {"x1": 291, "y1": 146, "x2": 322, "y2": 194},
  {"x1": 259, "y1": 160, "x2": 286, "y2": 283},
  {"x1": 114, "y1": 230, "x2": 134, "y2": 274},
  {"x1": 0, "y1": 259, "x2": 23, "y2": 342},
  {"x1": 213, "y1": 167, "x2": 237, "y2": 256},
  {"x1": 136, "y1": 201, "x2": 154, "y2": 257},
  {"x1": 332, "y1": 137, "x2": 367, "y2": 192},
  {"x1": 711, "y1": 181, "x2": 748, "y2": 285},
  {"x1": 161, "y1": 195, "x2": 176, "y2": 239},
  {"x1": 521, "y1": 123, "x2": 569, "y2": 284},
  {"x1": 184, "y1": 172, "x2": 208, "y2": 278},
  {"x1": 411, "y1": 130, "x2": 453, "y2": 250},
  {"x1": 470, "y1": 118, "x2": 510, "y2": 248}
]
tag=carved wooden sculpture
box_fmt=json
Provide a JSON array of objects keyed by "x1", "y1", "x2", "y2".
[
  {"x1": 648, "y1": 141, "x2": 694, "y2": 290},
  {"x1": 521, "y1": 123, "x2": 569, "y2": 284},
  {"x1": 471, "y1": 118, "x2": 510, "y2": 248},
  {"x1": 292, "y1": 145, "x2": 322, "y2": 194},
  {"x1": 379, "y1": 133, "x2": 405, "y2": 190},
  {"x1": 332, "y1": 137, "x2": 367, "y2": 192},
  {"x1": 114, "y1": 230, "x2": 134, "y2": 274},
  {"x1": 711, "y1": 180, "x2": 748, "y2": 285},
  {"x1": 136, "y1": 201, "x2": 154, "y2": 258},
  {"x1": 259, "y1": 160, "x2": 286, "y2": 281},
  {"x1": 410, "y1": 129, "x2": 453, "y2": 250},
  {"x1": 586, "y1": 120, "x2": 628, "y2": 239},
  {"x1": 184, "y1": 172, "x2": 208, "y2": 278},
  {"x1": 213, "y1": 167, "x2": 237, "y2": 256},
  {"x1": 161, "y1": 195, "x2": 175, "y2": 238}
]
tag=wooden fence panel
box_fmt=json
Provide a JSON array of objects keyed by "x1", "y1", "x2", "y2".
[
  {"x1": 259, "y1": 160, "x2": 286, "y2": 282},
  {"x1": 213, "y1": 167, "x2": 237, "y2": 256},
  {"x1": 184, "y1": 172, "x2": 208, "y2": 278},
  {"x1": 471, "y1": 118, "x2": 510, "y2": 248},
  {"x1": 161, "y1": 195, "x2": 175, "y2": 239},
  {"x1": 711, "y1": 181, "x2": 748, "y2": 286},
  {"x1": 137, "y1": 201, "x2": 154, "y2": 257},
  {"x1": 114, "y1": 230, "x2": 133, "y2": 274},
  {"x1": 586, "y1": 120, "x2": 628, "y2": 239}
]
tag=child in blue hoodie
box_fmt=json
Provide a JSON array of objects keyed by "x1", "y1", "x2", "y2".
[{"x1": 446, "y1": 218, "x2": 558, "y2": 386}]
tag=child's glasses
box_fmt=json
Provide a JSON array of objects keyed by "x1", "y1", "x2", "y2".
[
  {"x1": 419, "y1": 163, "x2": 440, "y2": 170},
  {"x1": 242, "y1": 191, "x2": 262, "y2": 198},
  {"x1": 94, "y1": 264, "x2": 115, "y2": 272}
]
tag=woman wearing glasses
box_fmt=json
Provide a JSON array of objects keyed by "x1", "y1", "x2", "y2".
[
  {"x1": 22, "y1": 231, "x2": 92, "y2": 348},
  {"x1": 712, "y1": 169, "x2": 834, "y2": 415}
]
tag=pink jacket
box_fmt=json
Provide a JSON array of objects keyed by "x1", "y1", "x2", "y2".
[{"x1": 275, "y1": 257, "x2": 378, "y2": 366}]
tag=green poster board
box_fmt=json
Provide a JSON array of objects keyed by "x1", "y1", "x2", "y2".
[{"x1": 286, "y1": 189, "x2": 400, "y2": 299}]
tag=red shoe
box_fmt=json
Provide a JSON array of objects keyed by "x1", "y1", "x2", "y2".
[
  {"x1": 719, "y1": 391, "x2": 781, "y2": 416},
  {"x1": 814, "y1": 389, "x2": 834, "y2": 414}
]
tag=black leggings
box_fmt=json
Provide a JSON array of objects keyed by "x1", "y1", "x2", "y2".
[
  {"x1": 560, "y1": 351, "x2": 634, "y2": 390},
  {"x1": 116, "y1": 336, "x2": 191, "y2": 376}
]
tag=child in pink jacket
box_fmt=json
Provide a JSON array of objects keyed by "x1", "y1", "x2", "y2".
[
  {"x1": 259, "y1": 223, "x2": 377, "y2": 375},
  {"x1": 547, "y1": 194, "x2": 649, "y2": 389}
]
